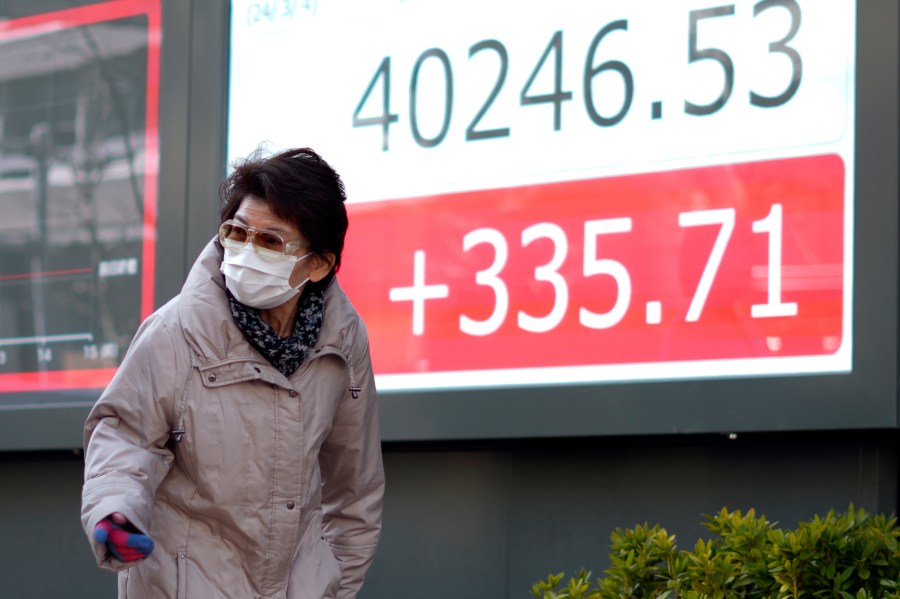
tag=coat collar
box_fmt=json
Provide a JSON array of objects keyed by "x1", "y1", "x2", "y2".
[{"x1": 177, "y1": 237, "x2": 358, "y2": 368}]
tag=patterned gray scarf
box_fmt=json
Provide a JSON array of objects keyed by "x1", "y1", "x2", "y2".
[{"x1": 226, "y1": 287, "x2": 325, "y2": 378}]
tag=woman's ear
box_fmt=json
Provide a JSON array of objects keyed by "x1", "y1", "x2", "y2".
[{"x1": 308, "y1": 252, "x2": 336, "y2": 283}]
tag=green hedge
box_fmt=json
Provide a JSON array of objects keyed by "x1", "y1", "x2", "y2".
[{"x1": 531, "y1": 505, "x2": 900, "y2": 599}]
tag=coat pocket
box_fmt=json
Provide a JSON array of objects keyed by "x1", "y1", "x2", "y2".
[{"x1": 176, "y1": 547, "x2": 188, "y2": 599}]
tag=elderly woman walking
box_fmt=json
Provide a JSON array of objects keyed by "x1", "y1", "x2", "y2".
[{"x1": 81, "y1": 148, "x2": 384, "y2": 599}]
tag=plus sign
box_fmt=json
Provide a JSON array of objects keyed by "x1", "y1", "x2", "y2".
[{"x1": 389, "y1": 250, "x2": 449, "y2": 336}]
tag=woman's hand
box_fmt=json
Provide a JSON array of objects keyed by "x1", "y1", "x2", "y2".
[{"x1": 94, "y1": 512, "x2": 155, "y2": 562}]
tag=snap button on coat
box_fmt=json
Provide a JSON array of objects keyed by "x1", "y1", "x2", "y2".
[
  {"x1": 207, "y1": 374, "x2": 216, "y2": 382},
  {"x1": 286, "y1": 501, "x2": 295, "y2": 510}
]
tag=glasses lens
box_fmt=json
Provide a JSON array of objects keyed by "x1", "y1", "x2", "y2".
[
  {"x1": 220, "y1": 222, "x2": 249, "y2": 244},
  {"x1": 252, "y1": 230, "x2": 286, "y2": 253}
]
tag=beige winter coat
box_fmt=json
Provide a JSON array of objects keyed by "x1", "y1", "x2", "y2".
[{"x1": 81, "y1": 239, "x2": 384, "y2": 599}]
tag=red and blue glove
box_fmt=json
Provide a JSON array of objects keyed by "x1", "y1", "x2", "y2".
[{"x1": 94, "y1": 515, "x2": 155, "y2": 562}]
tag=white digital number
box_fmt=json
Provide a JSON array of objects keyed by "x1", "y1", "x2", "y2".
[
  {"x1": 751, "y1": 203, "x2": 797, "y2": 318},
  {"x1": 580, "y1": 218, "x2": 633, "y2": 329},
  {"x1": 518, "y1": 223, "x2": 569, "y2": 333},
  {"x1": 460, "y1": 228, "x2": 509, "y2": 336},
  {"x1": 679, "y1": 208, "x2": 735, "y2": 322},
  {"x1": 37, "y1": 347, "x2": 52, "y2": 363}
]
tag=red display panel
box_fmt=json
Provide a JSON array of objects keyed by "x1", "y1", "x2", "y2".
[
  {"x1": 0, "y1": 0, "x2": 160, "y2": 393},
  {"x1": 341, "y1": 154, "x2": 844, "y2": 387}
]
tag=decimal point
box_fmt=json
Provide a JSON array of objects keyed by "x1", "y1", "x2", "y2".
[
  {"x1": 645, "y1": 301, "x2": 662, "y2": 325},
  {"x1": 651, "y1": 101, "x2": 663, "y2": 120}
]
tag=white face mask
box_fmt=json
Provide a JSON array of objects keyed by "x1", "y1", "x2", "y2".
[{"x1": 221, "y1": 246, "x2": 313, "y2": 309}]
